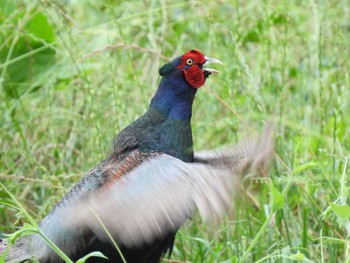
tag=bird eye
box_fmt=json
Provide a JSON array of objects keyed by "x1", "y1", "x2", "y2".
[{"x1": 186, "y1": 58, "x2": 193, "y2": 65}]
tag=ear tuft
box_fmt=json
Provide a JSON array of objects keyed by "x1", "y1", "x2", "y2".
[
  {"x1": 159, "y1": 62, "x2": 173, "y2": 76},
  {"x1": 159, "y1": 57, "x2": 181, "y2": 76}
]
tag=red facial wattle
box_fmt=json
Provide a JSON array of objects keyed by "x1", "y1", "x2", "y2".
[
  {"x1": 183, "y1": 65, "x2": 205, "y2": 88},
  {"x1": 176, "y1": 50, "x2": 207, "y2": 89},
  {"x1": 176, "y1": 50, "x2": 222, "y2": 89}
]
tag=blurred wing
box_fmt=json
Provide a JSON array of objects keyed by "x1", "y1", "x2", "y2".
[
  {"x1": 68, "y1": 123, "x2": 274, "y2": 248},
  {"x1": 68, "y1": 154, "x2": 230, "y2": 248},
  {"x1": 194, "y1": 122, "x2": 274, "y2": 177}
]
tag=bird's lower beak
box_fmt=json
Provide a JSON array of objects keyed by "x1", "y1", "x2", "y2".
[{"x1": 203, "y1": 56, "x2": 223, "y2": 75}]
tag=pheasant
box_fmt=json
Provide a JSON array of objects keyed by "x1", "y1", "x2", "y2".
[{"x1": 0, "y1": 50, "x2": 274, "y2": 263}]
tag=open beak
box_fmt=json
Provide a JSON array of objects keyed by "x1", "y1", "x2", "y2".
[{"x1": 203, "y1": 56, "x2": 223, "y2": 76}]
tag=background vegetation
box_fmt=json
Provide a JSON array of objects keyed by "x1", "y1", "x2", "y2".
[{"x1": 1, "y1": 0, "x2": 350, "y2": 262}]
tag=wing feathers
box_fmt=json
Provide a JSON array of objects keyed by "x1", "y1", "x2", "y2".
[{"x1": 67, "y1": 124, "x2": 274, "y2": 247}]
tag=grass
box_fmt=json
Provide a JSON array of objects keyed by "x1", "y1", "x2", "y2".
[{"x1": 1, "y1": 0, "x2": 350, "y2": 262}]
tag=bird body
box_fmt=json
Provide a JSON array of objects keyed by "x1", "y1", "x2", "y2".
[{"x1": 0, "y1": 50, "x2": 274, "y2": 263}]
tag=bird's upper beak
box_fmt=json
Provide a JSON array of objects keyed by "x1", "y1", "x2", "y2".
[{"x1": 203, "y1": 56, "x2": 223, "y2": 75}]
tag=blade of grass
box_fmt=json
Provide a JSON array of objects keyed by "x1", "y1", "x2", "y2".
[{"x1": 0, "y1": 183, "x2": 74, "y2": 263}]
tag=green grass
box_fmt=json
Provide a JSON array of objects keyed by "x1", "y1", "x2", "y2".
[{"x1": 1, "y1": 0, "x2": 350, "y2": 262}]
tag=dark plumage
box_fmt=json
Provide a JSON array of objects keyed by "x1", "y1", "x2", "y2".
[{"x1": 0, "y1": 50, "x2": 274, "y2": 263}]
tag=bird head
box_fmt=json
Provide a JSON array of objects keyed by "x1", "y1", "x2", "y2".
[
  {"x1": 151, "y1": 50, "x2": 222, "y2": 120},
  {"x1": 159, "y1": 50, "x2": 222, "y2": 88}
]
